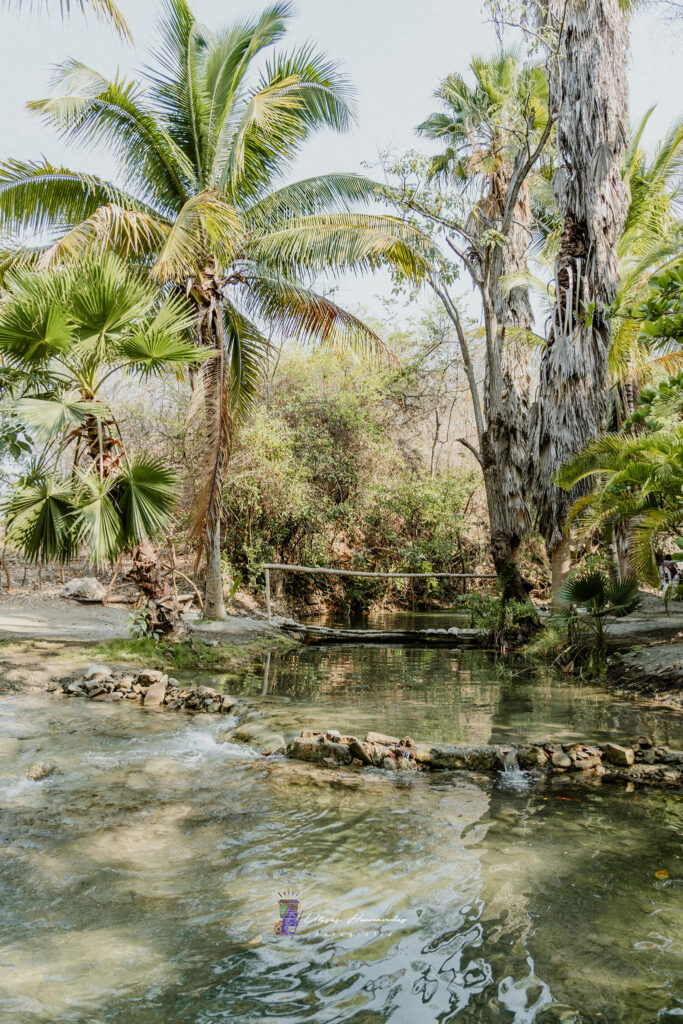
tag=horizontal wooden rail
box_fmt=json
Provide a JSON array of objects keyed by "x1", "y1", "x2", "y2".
[{"x1": 262, "y1": 564, "x2": 497, "y2": 622}]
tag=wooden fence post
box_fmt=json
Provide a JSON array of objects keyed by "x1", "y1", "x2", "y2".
[{"x1": 265, "y1": 567, "x2": 272, "y2": 623}]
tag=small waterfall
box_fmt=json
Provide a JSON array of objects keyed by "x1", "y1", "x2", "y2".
[{"x1": 498, "y1": 749, "x2": 531, "y2": 792}]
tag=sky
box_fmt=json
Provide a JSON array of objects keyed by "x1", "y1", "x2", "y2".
[{"x1": 1, "y1": 0, "x2": 681, "y2": 321}]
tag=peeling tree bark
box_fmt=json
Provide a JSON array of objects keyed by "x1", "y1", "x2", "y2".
[{"x1": 529, "y1": 0, "x2": 630, "y2": 594}]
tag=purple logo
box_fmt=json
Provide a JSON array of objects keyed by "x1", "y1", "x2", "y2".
[{"x1": 274, "y1": 890, "x2": 303, "y2": 937}]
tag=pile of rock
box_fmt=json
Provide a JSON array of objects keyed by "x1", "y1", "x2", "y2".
[
  {"x1": 286, "y1": 730, "x2": 683, "y2": 787},
  {"x1": 54, "y1": 665, "x2": 241, "y2": 715}
]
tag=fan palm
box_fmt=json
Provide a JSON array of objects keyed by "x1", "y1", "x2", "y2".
[
  {"x1": 556, "y1": 427, "x2": 683, "y2": 584},
  {"x1": 0, "y1": 255, "x2": 206, "y2": 619},
  {"x1": 2, "y1": 0, "x2": 131, "y2": 39},
  {"x1": 553, "y1": 569, "x2": 640, "y2": 675},
  {"x1": 0, "y1": 0, "x2": 429, "y2": 618}
]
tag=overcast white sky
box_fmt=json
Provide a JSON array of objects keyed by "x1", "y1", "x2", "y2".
[{"x1": 1, "y1": 0, "x2": 681, "y2": 320}]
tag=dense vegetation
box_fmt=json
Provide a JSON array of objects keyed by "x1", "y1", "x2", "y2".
[{"x1": 0, "y1": 0, "x2": 681, "y2": 645}]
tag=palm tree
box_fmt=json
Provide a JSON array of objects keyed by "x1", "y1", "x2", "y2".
[
  {"x1": 528, "y1": 0, "x2": 632, "y2": 596},
  {"x1": 554, "y1": 569, "x2": 639, "y2": 675},
  {"x1": 0, "y1": 254, "x2": 205, "y2": 627},
  {"x1": 0, "y1": 0, "x2": 428, "y2": 618},
  {"x1": 413, "y1": 51, "x2": 550, "y2": 600},
  {"x1": 556, "y1": 424, "x2": 683, "y2": 584},
  {"x1": 2, "y1": 0, "x2": 131, "y2": 40}
]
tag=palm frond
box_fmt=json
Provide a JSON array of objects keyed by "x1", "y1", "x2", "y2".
[{"x1": 114, "y1": 455, "x2": 177, "y2": 547}]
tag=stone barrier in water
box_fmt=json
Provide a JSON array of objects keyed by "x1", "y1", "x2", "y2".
[
  {"x1": 53, "y1": 665, "x2": 242, "y2": 716},
  {"x1": 286, "y1": 730, "x2": 683, "y2": 787}
]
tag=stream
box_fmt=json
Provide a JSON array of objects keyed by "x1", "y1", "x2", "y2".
[{"x1": 0, "y1": 644, "x2": 681, "y2": 1023}]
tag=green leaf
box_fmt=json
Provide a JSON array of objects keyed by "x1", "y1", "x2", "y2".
[{"x1": 114, "y1": 455, "x2": 177, "y2": 546}]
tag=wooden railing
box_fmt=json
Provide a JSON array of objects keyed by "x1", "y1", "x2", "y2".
[{"x1": 262, "y1": 563, "x2": 497, "y2": 623}]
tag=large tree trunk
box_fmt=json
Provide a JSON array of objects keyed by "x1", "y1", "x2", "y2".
[
  {"x1": 529, "y1": 0, "x2": 629, "y2": 583},
  {"x1": 480, "y1": 177, "x2": 534, "y2": 601}
]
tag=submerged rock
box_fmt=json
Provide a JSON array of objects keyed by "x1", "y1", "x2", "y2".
[{"x1": 27, "y1": 761, "x2": 56, "y2": 781}]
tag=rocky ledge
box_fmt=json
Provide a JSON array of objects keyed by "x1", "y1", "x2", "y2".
[
  {"x1": 52, "y1": 664, "x2": 241, "y2": 715},
  {"x1": 286, "y1": 730, "x2": 683, "y2": 787}
]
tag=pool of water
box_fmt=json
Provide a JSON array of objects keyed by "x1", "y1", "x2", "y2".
[
  {"x1": 182, "y1": 646, "x2": 683, "y2": 749},
  {"x1": 0, "y1": 648, "x2": 681, "y2": 1023}
]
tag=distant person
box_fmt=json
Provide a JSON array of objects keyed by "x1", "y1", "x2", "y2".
[{"x1": 660, "y1": 554, "x2": 680, "y2": 597}]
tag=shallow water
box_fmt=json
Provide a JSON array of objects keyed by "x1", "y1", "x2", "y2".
[{"x1": 1, "y1": 648, "x2": 682, "y2": 1024}]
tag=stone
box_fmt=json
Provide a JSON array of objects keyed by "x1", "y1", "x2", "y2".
[
  {"x1": 550, "y1": 750, "x2": 572, "y2": 769},
  {"x1": 602, "y1": 743, "x2": 634, "y2": 767},
  {"x1": 87, "y1": 686, "x2": 107, "y2": 698},
  {"x1": 83, "y1": 679, "x2": 102, "y2": 691},
  {"x1": 382, "y1": 756, "x2": 396, "y2": 771},
  {"x1": 464, "y1": 745, "x2": 505, "y2": 771},
  {"x1": 348, "y1": 739, "x2": 373, "y2": 765},
  {"x1": 429, "y1": 745, "x2": 469, "y2": 770},
  {"x1": 61, "y1": 577, "x2": 106, "y2": 602},
  {"x1": 656, "y1": 747, "x2": 683, "y2": 764},
  {"x1": 287, "y1": 737, "x2": 352, "y2": 765},
  {"x1": 413, "y1": 746, "x2": 433, "y2": 765},
  {"x1": 351, "y1": 757, "x2": 364, "y2": 767},
  {"x1": 83, "y1": 664, "x2": 112, "y2": 681},
  {"x1": 109, "y1": 691, "x2": 124, "y2": 700},
  {"x1": 66, "y1": 682, "x2": 86, "y2": 696},
  {"x1": 365, "y1": 731, "x2": 400, "y2": 746},
  {"x1": 136, "y1": 669, "x2": 166, "y2": 686},
  {"x1": 126, "y1": 692, "x2": 139, "y2": 700},
  {"x1": 143, "y1": 680, "x2": 167, "y2": 707},
  {"x1": 518, "y1": 746, "x2": 549, "y2": 769},
  {"x1": 636, "y1": 736, "x2": 653, "y2": 749},
  {"x1": 259, "y1": 735, "x2": 286, "y2": 756},
  {"x1": 400, "y1": 736, "x2": 416, "y2": 748},
  {"x1": 198, "y1": 685, "x2": 217, "y2": 696},
  {"x1": 325, "y1": 729, "x2": 341, "y2": 741},
  {"x1": 27, "y1": 761, "x2": 56, "y2": 781},
  {"x1": 637, "y1": 747, "x2": 657, "y2": 764},
  {"x1": 221, "y1": 696, "x2": 237, "y2": 712},
  {"x1": 206, "y1": 701, "x2": 221, "y2": 713}
]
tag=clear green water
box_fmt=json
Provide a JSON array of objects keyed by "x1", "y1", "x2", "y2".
[{"x1": 0, "y1": 647, "x2": 681, "y2": 1024}]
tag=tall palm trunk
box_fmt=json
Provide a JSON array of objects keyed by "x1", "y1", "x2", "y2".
[
  {"x1": 480, "y1": 177, "x2": 534, "y2": 601},
  {"x1": 192, "y1": 260, "x2": 229, "y2": 621},
  {"x1": 529, "y1": 0, "x2": 629, "y2": 595}
]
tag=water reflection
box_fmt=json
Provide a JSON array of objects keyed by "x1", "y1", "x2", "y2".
[{"x1": 185, "y1": 645, "x2": 683, "y2": 748}]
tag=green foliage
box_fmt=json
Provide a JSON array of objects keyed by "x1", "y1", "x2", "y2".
[
  {"x1": 556, "y1": 427, "x2": 683, "y2": 584},
  {"x1": 220, "y1": 350, "x2": 478, "y2": 610},
  {"x1": 127, "y1": 601, "x2": 162, "y2": 640},
  {"x1": 0, "y1": 256, "x2": 192, "y2": 566},
  {"x1": 552, "y1": 569, "x2": 640, "y2": 677},
  {"x1": 640, "y1": 260, "x2": 683, "y2": 345}
]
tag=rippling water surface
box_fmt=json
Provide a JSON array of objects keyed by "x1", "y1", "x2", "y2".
[{"x1": 0, "y1": 646, "x2": 681, "y2": 1023}]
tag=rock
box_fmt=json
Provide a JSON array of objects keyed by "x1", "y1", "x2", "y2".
[
  {"x1": 465, "y1": 745, "x2": 505, "y2": 771},
  {"x1": 550, "y1": 750, "x2": 572, "y2": 769},
  {"x1": 83, "y1": 679, "x2": 102, "y2": 692},
  {"x1": 325, "y1": 729, "x2": 341, "y2": 742},
  {"x1": 348, "y1": 739, "x2": 373, "y2": 765},
  {"x1": 221, "y1": 696, "x2": 238, "y2": 712},
  {"x1": 656, "y1": 746, "x2": 683, "y2": 764},
  {"x1": 637, "y1": 747, "x2": 657, "y2": 764},
  {"x1": 83, "y1": 664, "x2": 112, "y2": 681},
  {"x1": 109, "y1": 691, "x2": 124, "y2": 700},
  {"x1": 206, "y1": 701, "x2": 221, "y2": 713},
  {"x1": 287, "y1": 737, "x2": 352, "y2": 766},
  {"x1": 259, "y1": 735, "x2": 286, "y2": 756},
  {"x1": 167, "y1": 677, "x2": 180, "y2": 688},
  {"x1": 365, "y1": 731, "x2": 400, "y2": 746},
  {"x1": 400, "y1": 736, "x2": 416, "y2": 748},
  {"x1": 66, "y1": 682, "x2": 86, "y2": 696},
  {"x1": 143, "y1": 679, "x2": 167, "y2": 707},
  {"x1": 61, "y1": 577, "x2": 106, "y2": 602},
  {"x1": 136, "y1": 669, "x2": 166, "y2": 686},
  {"x1": 636, "y1": 736, "x2": 653, "y2": 749},
  {"x1": 351, "y1": 757, "x2": 364, "y2": 767},
  {"x1": 429, "y1": 745, "x2": 468, "y2": 770},
  {"x1": 198, "y1": 685, "x2": 217, "y2": 696},
  {"x1": 382, "y1": 756, "x2": 396, "y2": 771},
  {"x1": 413, "y1": 746, "x2": 433, "y2": 765},
  {"x1": 602, "y1": 743, "x2": 634, "y2": 767},
  {"x1": 87, "y1": 686, "x2": 107, "y2": 698},
  {"x1": 518, "y1": 746, "x2": 549, "y2": 769},
  {"x1": 27, "y1": 761, "x2": 56, "y2": 781}
]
